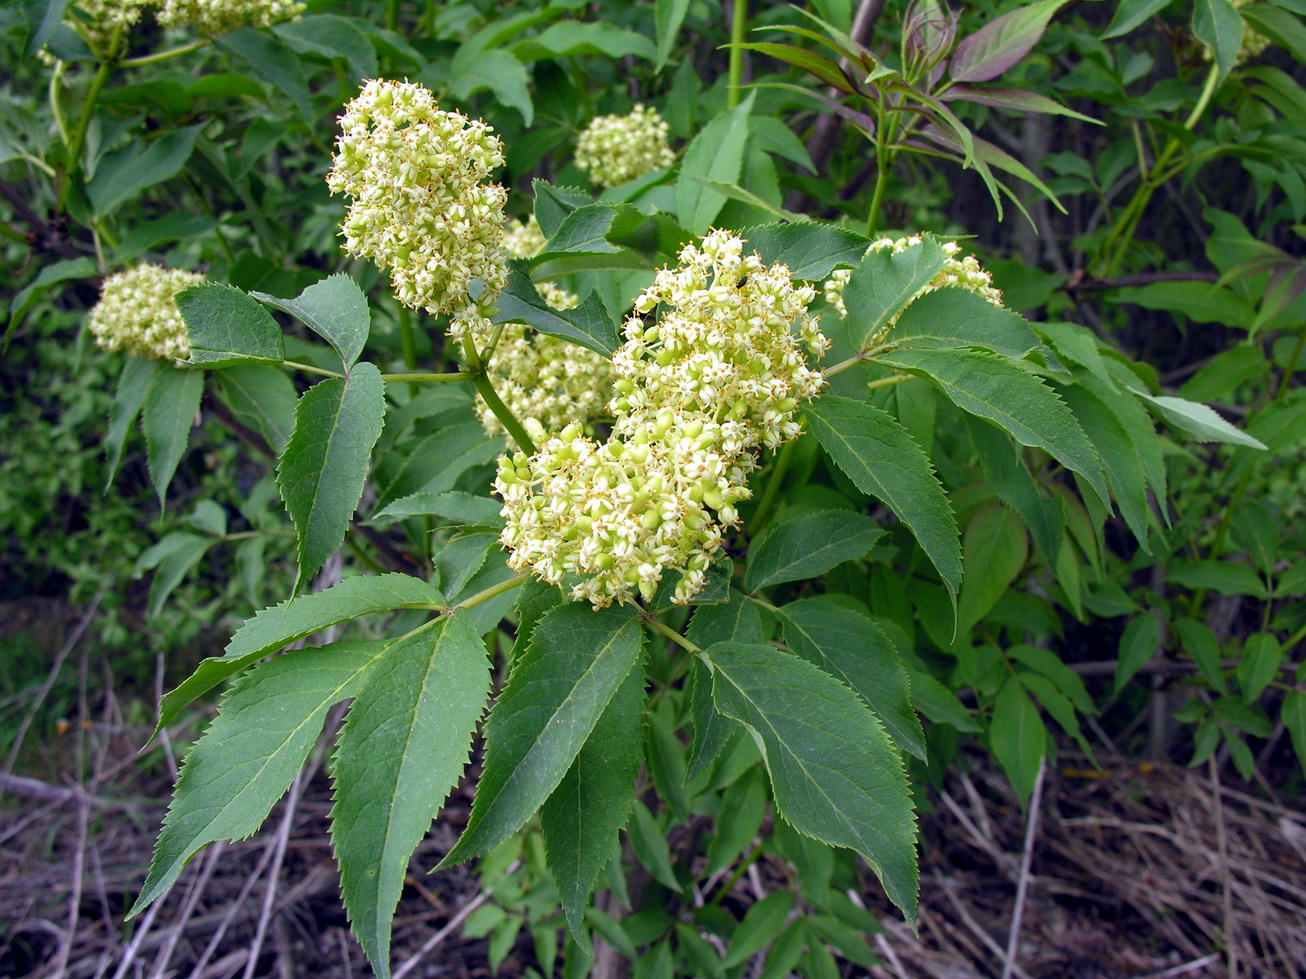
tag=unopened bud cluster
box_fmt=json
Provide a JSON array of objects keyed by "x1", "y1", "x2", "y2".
[
  {"x1": 88, "y1": 264, "x2": 204, "y2": 362},
  {"x1": 328, "y1": 80, "x2": 508, "y2": 334},
  {"x1": 474, "y1": 218, "x2": 614, "y2": 443},
  {"x1": 65, "y1": 0, "x2": 151, "y2": 57},
  {"x1": 575, "y1": 105, "x2": 675, "y2": 189},
  {"x1": 496, "y1": 230, "x2": 827, "y2": 607},
  {"x1": 825, "y1": 236, "x2": 1002, "y2": 338},
  {"x1": 154, "y1": 0, "x2": 303, "y2": 34}
]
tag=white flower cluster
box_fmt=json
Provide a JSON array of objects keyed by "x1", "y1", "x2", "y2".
[
  {"x1": 824, "y1": 236, "x2": 1002, "y2": 339},
  {"x1": 65, "y1": 0, "x2": 151, "y2": 57},
  {"x1": 328, "y1": 80, "x2": 509, "y2": 335},
  {"x1": 154, "y1": 0, "x2": 303, "y2": 34},
  {"x1": 496, "y1": 230, "x2": 827, "y2": 607},
  {"x1": 472, "y1": 217, "x2": 616, "y2": 443},
  {"x1": 87, "y1": 264, "x2": 204, "y2": 362},
  {"x1": 575, "y1": 104, "x2": 675, "y2": 189}
]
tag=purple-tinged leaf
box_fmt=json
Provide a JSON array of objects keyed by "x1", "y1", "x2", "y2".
[
  {"x1": 949, "y1": 0, "x2": 1071, "y2": 83},
  {"x1": 763, "y1": 82, "x2": 876, "y2": 137},
  {"x1": 941, "y1": 86, "x2": 1102, "y2": 124},
  {"x1": 741, "y1": 42, "x2": 858, "y2": 94},
  {"x1": 919, "y1": 124, "x2": 1065, "y2": 214}
]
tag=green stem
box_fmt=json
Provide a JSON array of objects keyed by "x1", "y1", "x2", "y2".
[
  {"x1": 58, "y1": 57, "x2": 113, "y2": 211},
  {"x1": 749, "y1": 439, "x2": 796, "y2": 537},
  {"x1": 866, "y1": 372, "x2": 913, "y2": 391},
  {"x1": 380, "y1": 371, "x2": 468, "y2": 383},
  {"x1": 385, "y1": 0, "x2": 400, "y2": 32},
  {"x1": 118, "y1": 38, "x2": 209, "y2": 67},
  {"x1": 456, "y1": 573, "x2": 526, "y2": 611},
  {"x1": 282, "y1": 360, "x2": 345, "y2": 379},
  {"x1": 49, "y1": 61, "x2": 70, "y2": 145},
  {"x1": 727, "y1": 0, "x2": 748, "y2": 109},
  {"x1": 398, "y1": 306, "x2": 417, "y2": 371},
  {"x1": 474, "y1": 371, "x2": 535, "y2": 453},
  {"x1": 707, "y1": 844, "x2": 764, "y2": 908},
  {"x1": 641, "y1": 612, "x2": 705, "y2": 659}
]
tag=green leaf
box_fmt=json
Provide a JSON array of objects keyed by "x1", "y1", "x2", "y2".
[
  {"x1": 153, "y1": 573, "x2": 444, "y2": 736},
  {"x1": 1168, "y1": 561, "x2": 1268, "y2": 599},
  {"x1": 177, "y1": 283, "x2": 286, "y2": 368},
  {"x1": 905, "y1": 667, "x2": 981, "y2": 731},
  {"x1": 677, "y1": 93, "x2": 754, "y2": 234},
  {"x1": 217, "y1": 29, "x2": 313, "y2": 123},
  {"x1": 130, "y1": 640, "x2": 389, "y2": 918},
  {"x1": 942, "y1": 86, "x2": 1101, "y2": 124},
  {"x1": 372, "y1": 422, "x2": 504, "y2": 518},
  {"x1": 1244, "y1": 3, "x2": 1306, "y2": 64},
  {"x1": 377, "y1": 490, "x2": 504, "y2": 528},
  {"x1": 440, "y1": 603, "x2": 644, "y2": 866},
  {"x1": 1137, "y1": 393, "x2": 1268, "y2": 449},
  {"x1": 745, "y1": 509, "x2": 882, "y2": 591},
  {"x1": 1059, "y1": 382, "x2": 1151, "y2": 548},
  {"x1": 278, "y1": 363, "x2": 386, "y2": 591},
  {"x1": 957, "y1": 505, "x2": 1028, "y2": 636},
  {"x1": 1103, "y1": 0, "x2": 1175, "y2": 38},
  {"x1": 1018, "y1": 671, "x2": 1095, "y2": 762},
  {"x1": 542, "y1": 664, "x2": 645, "y2": 943},
  {"x1": 1236, "y1": 633, "x2": 1282, "y2": 701},
  {"x1": 434, "y1": 533, "x2": 498, "y2": 600},
  {"x1": 254, "y1": 274, "x2": 370, "y2": 369},
  {"x1": 139, "y1": 532, "x2": 214, "y2": 621},
  {"x1": 709, "y1": 643, "x2": 918, "y2": 922},
  {"x1": 332, "y1": 611, "x2": 490, "y2": 978},
  {"x1": 533, "y1": 182, "x2": 593, "y2": 239},
  {"x1": 493, "y1": 264, "x2": 620, "y2": 356},
  {"x1": 511, "y1": 22, "x2": 658, "y2": 62},
  {"x1": 704, "y1": 766, "x2": 766, "y2": 875},
  {"x1": 1007, "y1": 644, "x2": 1094, "y2": 715},
  {"x1": 6, "y1": 256, "x2": 97, "y2": 350},
  {"x1": 22, "y1": 0, "x2": 70, "y2": 56},
  {"x1": 722, "y1": 892, "x2": 794, "y2": 968},
  {"x1": 275, "y1": 14, "x2": 378, "y2": 83},
  {"x1": 890, "y1": 287, "x2": 1044, "y2": 360},
  {"x1": 807, "y1": 396, "x2": 961, "y2": 604},
  {"x1": 1283, "y1": 691, "x2": 1306, "y2": 773},
  {"x1": 86, "y1": 125, "x2": 203, "y2": 218},
  {"x1": 687, "y1": 589, "x2": 767, "y2": 648},
  {"x1": 876, "y1": 346, "x2": 1110, "y2": 507},
  {"x1": 112, "y1": 214, "x2": 218, "y2": 266},
  {"x1": 1116, "y1": 613, "x2": 1162, "y2": 695},
  {"x1": 990, "y1": 676, "x2": 1047, "y2": 805},
  {"x1": 1106, "y1": 281, "x2": 1255, "y2": 328},
  {"x1": 735, "y1": 223, "x2": 868, "y2": 281},
  {"x1": 686, "y1": 658, "x2": 738, "y2": 782},
  {"x1": 778, "y1": 598, "x2": 926, "y2": 760},
  {"x1": 142, "y1": 366, "x2": 204, "y2": 506},
  {"x1": 105, "y1": 357, "x2": 162, "y2": 488},
  {"x1": 842, "y1": 238, "x2": 949, "y2": 349},
  {"x1": 1193, "y1": 0, "x2": 1243, "y2": 83},
  {"x1": 655, "y1": 0, "x2": 691, "y2": 68},
  {"x1": 966, "y1": 417, "x2": 1063, "y2": 564},
  {"x1": 950, "y1": 0, "x2": 1071, "y2": 83},
  {"x1": 738, "y1": 41, "x2": 856, "y2": 93},
  {"x1": 450, "y1": 46, "x2": 533, "y2": 126},
  {"x1": 215, "y1": 364, "x2": 297, "y2": 454}
]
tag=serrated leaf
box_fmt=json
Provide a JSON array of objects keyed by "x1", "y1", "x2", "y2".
[
  {"x1": 990, "y1": 676, "x2": 1047, "y2": 805},
  {"x1": 957, "y1": 505, "x2": 1029, "y2": 636},
  {"x1": 807, "y1": 397, "x2": 961, "y2": 604},
  {"x1": 450, "y1": 46, "x2": 533, "y2": 126},
  {"x1": 254, "y1": 274, "x2": 370, "y2": 369},
  {"x1": 177, "y1": 282, "x2": 286, "y2": 368},
  {"x1": 493, "y1": 264, "x2": 620, "y2": 356},
  {"x1": 1102, "y1": 0, "x2": 1175, "y2": 38},
  {"x1": 1059, "y1": 382, "x2": 1150, "y2": 548},
  {"x1": 7, "y1": 256, "x2": 98, "y2": 350},
  {"x1": 139, "y1": 532, "x2": 213, "y2": 621},
  {"x1": 876, "y1": 346, "x2": 1110, "y2": 507},
  {"x1": 215, "y1": 364, "x2": 297, "y2": 454},
  {"x1": 533, "y1": 182, "x2": 593, "y2": 239},
  {"x1": 1137, "y1": 393, "x2": 1268, "y2": 449},
  {"x1": 686, "y1": 658, "x2": 739, "y2": 782},
  {"x1": 440, "y1": 603, "x2": 643, "y2": 867},
  {"x1": 542, "y1": 664, "x2": 646, "y2": 943},
  {"x1": 217, "y1": 29, "x2": 313, "y2": 123},
  {"x1": 778, "y1": 598, "x2": 925, "y2": 760},
  {"x1": 434, "y1": 533, "x2": 497, "y2": 600},
  {"x1": 1116, "y1": 613, "x2": 1161, "y2": 695},
  {"x1": 655, "y1": 0, "x2": 691, "y2": 68},
  {"x1": 1237, "y1": 633, "x2": 1282, "y2": 701},
  {"x1": 379, "y1": 490, "x2": 504, "y2": 528},
  {"x1": 1193, "y1": 0, "x2": 1243, "y2": 83},
  {"x1": 142, "y1": 366, "x2": 204, "y2": 507},
  {"x1": 890, "y1": 287, "x2": 1044, "y2": 360},
  {"x1": 1007, "y1": 644, "x2": 1094, "y2": 715},
  {"x1": 709, "y1": 643, "x2": 917, "y2": 922},
  {"x1": 105, "y1": 357, "x2": 162, "y2": 488},
  {"x1": 275, "y1": 14, "x2": 378, "y2": 83},
  {"x1": 1168, "y1": 560, "x2": 1268, "y2": 599},
  {"x1": 950, "y1": 0, "x2": 1070, "y2": 83},
  {"x1": 843, "y1": 238, "x2": 949, "y2": 350},
  {"x1": 152, "y1": 573, "x2": 445, "y2": 737},
  {"x1": 966, "y1": 417, "x2": 1063, "y2": 564},
  {"x1": 87, "y1": 124, "x2": 203, "y2": 217},
  {"x1": 130, "y1": 640, "x2": 390, "y2": 918},
  {"x1": 735, "y1": 223, "x2": 869, "y2": 281},
  {"x1": 372, "y1": 421, "x2": 502, "y2": 516},
  {"x1": 745, "y1": 509, "x2": 882, "y2": 591},
  {"x1": 687, "y1": 589, "x2": 767, "y2": 648},
  {"x1": 677, "y1": 93, "x2": 754, "y2": 234},
  {"x1": 511, "y1": 21, "x2": 657, "y2": 62},
  {"x1": 278, "y1": 363, "x2": 386, "y2": 591},
  {"x1": 332, "y1": 611, "x2": 490, "y2": 978},
  {"x1": 722, "y1": 892, "x2": 794, "y2": 968},
  {"x1": 22, "y1": 0, "x2": 69, "y2": 56}
]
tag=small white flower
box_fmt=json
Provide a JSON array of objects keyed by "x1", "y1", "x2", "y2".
[
  {"x1": 154, "y1": 0, "x2": 304, "y2": 34},
  {"x1": 575, "y1": 104, "x2": 675, "y2": 189},
  {"x1": 87, "y1": 264, "x2": 204, "y2": 362}
]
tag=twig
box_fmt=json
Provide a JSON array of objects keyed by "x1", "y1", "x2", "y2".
[
  {"x1": 1209, "y1": 757, "x2": 1238, "y2": 979},
  {"x1": 874, "y1": 933, "x2": 912, "y2": 979},
  {"x1": 1143, "y1": 952, "x2": 1222, "y2": 977},
  {"x1": 241, "y1": 764, "x2": 309, "y2": 979},
  {"x1": 391, "y1": 890, "x2": 490, "y2": 979},
  {"x1": 150, "y1": 843, "x2": 224, "y2": 979},
  {"x1": 934, "y1": 874, "x2": 1036, "y2": 979},
  {"x1": 1001, "y1": 755, "x2": 1046, "y2": 979}
]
